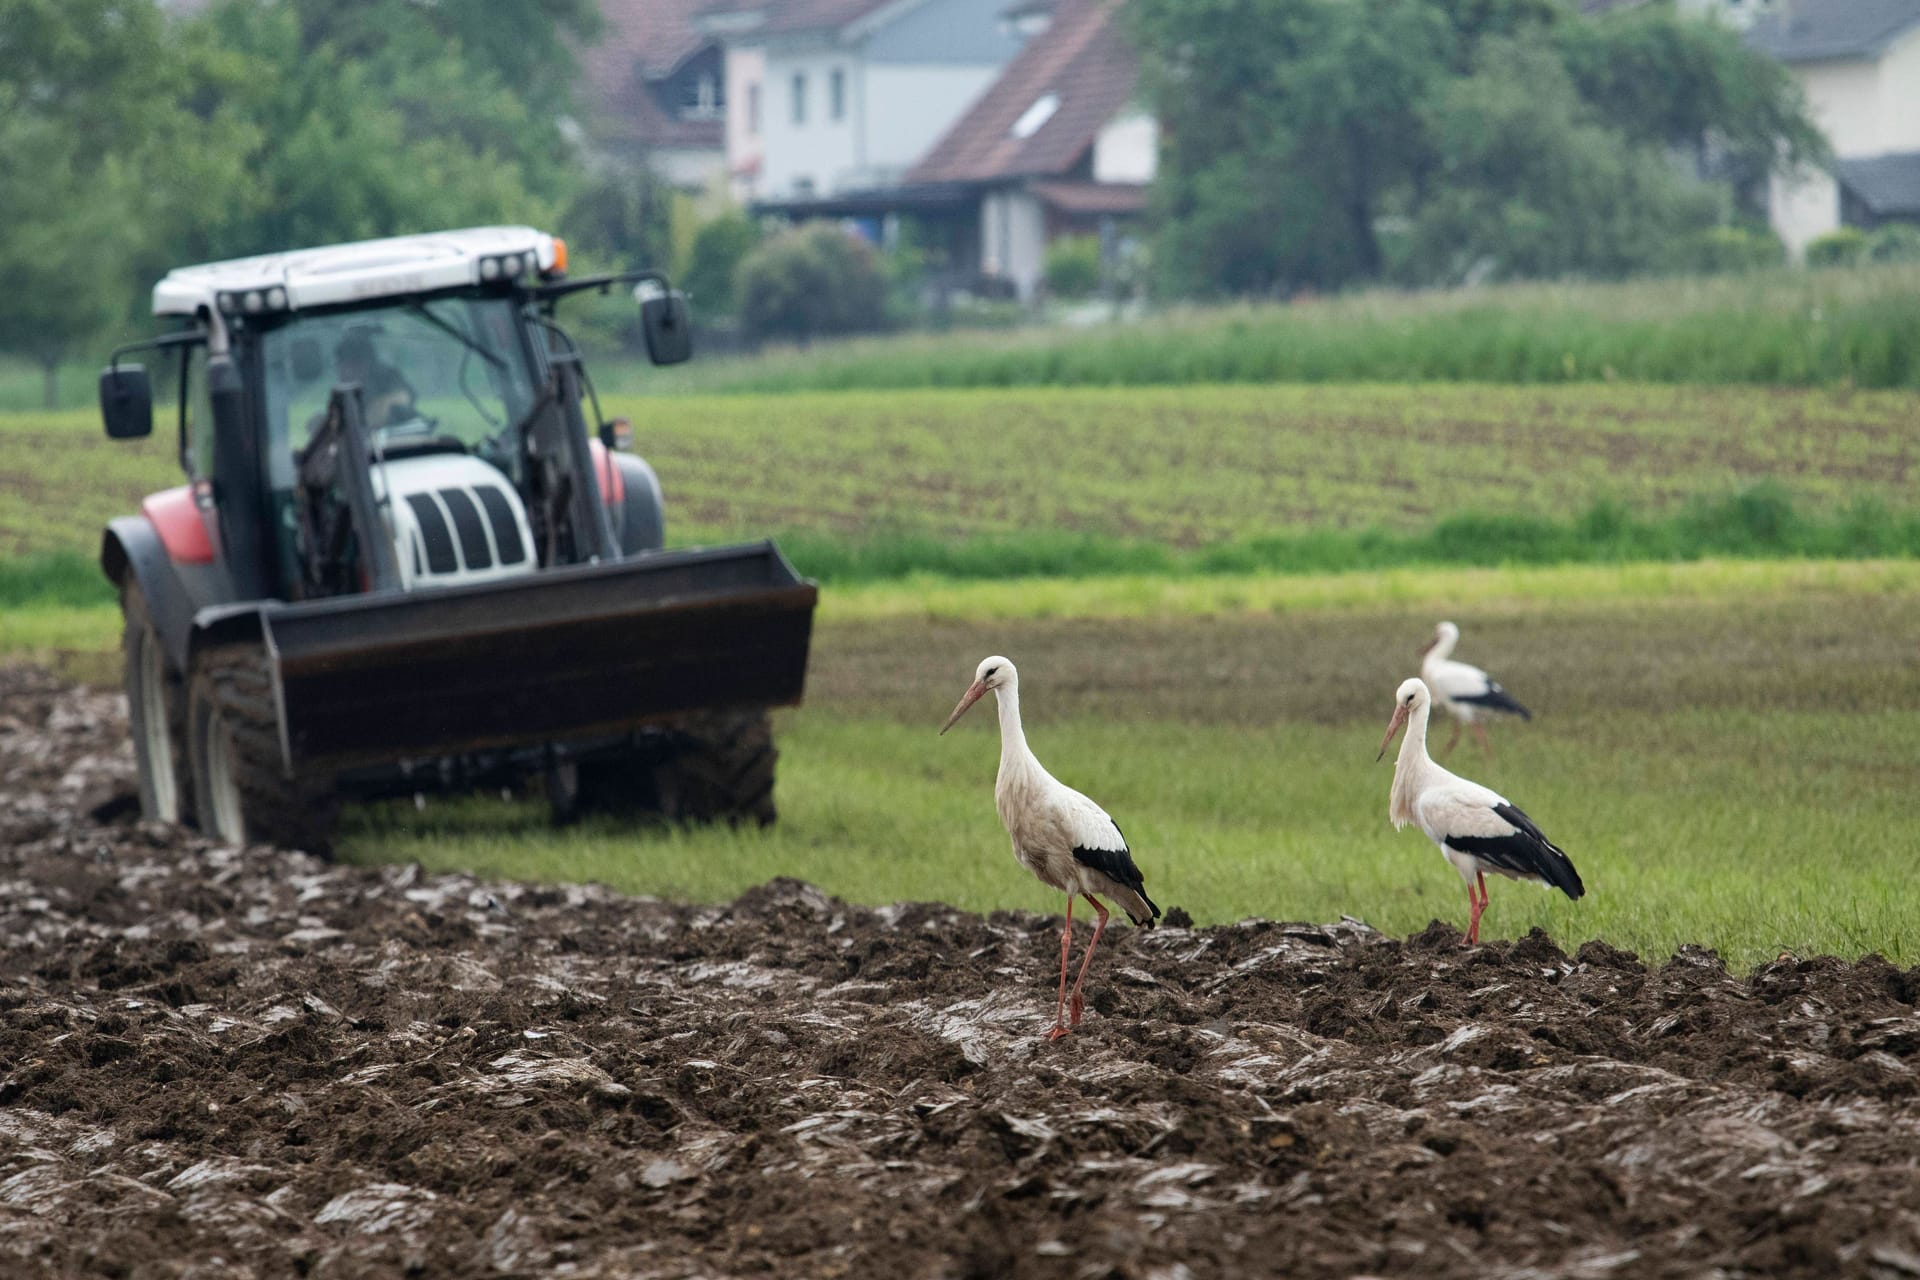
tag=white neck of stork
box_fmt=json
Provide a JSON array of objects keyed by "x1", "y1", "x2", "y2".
[
  {"x1": 1380, "y1": 677, "x2": 1440, "y2": 829},
  {"x1": 1422, "y1": 621, "x2": 1460, "y2": 664},
  {"x1": 992, "y1": 672, "x2": 1037, "y2": 776}
]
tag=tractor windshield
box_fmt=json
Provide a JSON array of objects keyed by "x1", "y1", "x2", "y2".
[{"x1": 260, "y1": 295, "x2": 539, "y2": 489}]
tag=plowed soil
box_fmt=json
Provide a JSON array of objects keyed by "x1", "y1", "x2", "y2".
[{"x1": 3, "y1": 665, "x2": 1918, "y2": 1278}]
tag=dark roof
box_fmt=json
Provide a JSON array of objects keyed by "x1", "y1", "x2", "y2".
[
  {"x1": 1745, "y1": 0, "x2": 1920, "y2": 62},
  {"x1": 1837, "y1": 151, "x2": 1920, "y2": 216},
  {"x1": 580, "y1": 0, "x2": 723, "y2": 151},
  {"x1": 702, "y1": 0, "x2": 902, "y2": 38},
  {"x1": 1029, "y1": 179, "x2": 1147, "y2": 214},
  {"x1": 908, "y1": 0, "x2": 1137, "y2": 184}
]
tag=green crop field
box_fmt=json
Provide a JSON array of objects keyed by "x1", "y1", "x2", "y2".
[{"x1": 4, "y1": 383, "x2": 1916, "y2": 572}]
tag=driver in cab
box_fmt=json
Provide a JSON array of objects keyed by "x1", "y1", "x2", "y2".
[{"x1": 334, "y1": 329, "x2": 417, "y2": 428}]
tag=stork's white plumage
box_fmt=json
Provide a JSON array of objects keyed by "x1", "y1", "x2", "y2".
[
  {"x1": 1420, "y1": 621, "x2": 1532, "y2": 757},
  {"x1": 1378, "y1": 677, "x2": 1584, "y2": 945},
  {"x1": 941, "y1": 656, "x2": 1159, "y2": 1040}
]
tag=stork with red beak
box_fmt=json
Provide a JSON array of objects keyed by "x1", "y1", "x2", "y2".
[
  {"x1": 1378, "y1": 677, "x2": 1584, "y2": 945},
  {"x1": 1419, "y1": 621, "x2": 1531, "y2": 758},
  {"x1": 941, "y1": 656, "x2": 1160, "y2": 1039}
]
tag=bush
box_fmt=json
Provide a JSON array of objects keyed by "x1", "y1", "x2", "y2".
[
  {"x1": 1681, "y1": 226, "x2": 1785, "y2": 274},
  {"x1": 681, "y1": 212, "x2": 761, "y2": 318},
  {"x1": 1044, "y1": 235, "x2": 1103, "y2": 299},
  {"x1": 1806, "y1": 228, "x2": 1868, "y2": 268},
  {"x1": 737, "y1": 223, "x2": 889, "y2": 343},
  {"x1": 1867, "y1": 222, "x2": 1920, "y2": 264}
]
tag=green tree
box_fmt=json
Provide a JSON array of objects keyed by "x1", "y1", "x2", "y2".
[
  {"x1": 1126, "y1": 0, "x2": 1825, "y2": 296},
  {"x1": 737, "y1": 224, "x2": 888, "y2": 344},
  {"x1": 1406, "y1": 34, "x2": 1721, "y2": 282},
  {"x1": 0, "y1": 0, "x2": 253, "y2": 404},
  {"x1": 681, "y1": 213, "x2": 764, "y2": 318}
]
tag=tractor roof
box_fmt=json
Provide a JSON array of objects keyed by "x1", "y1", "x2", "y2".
[{"x1": 152, "y1": 226, "x2": 563, "y2": 318}]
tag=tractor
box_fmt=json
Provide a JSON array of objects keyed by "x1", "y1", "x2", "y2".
[{"x1": 98, "y1": 226, "x2": 815, "y2": 854}]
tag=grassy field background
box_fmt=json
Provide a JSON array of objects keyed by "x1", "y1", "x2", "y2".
[
  {"x1": 341, "y1": 580, "x2": 1919, "y2": 970},
  {"x1": 6, "y1": 563, "x2": 1913, "y2": 969}
]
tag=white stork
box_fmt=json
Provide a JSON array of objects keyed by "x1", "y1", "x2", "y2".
[
  {"x1": 1419, "y1": 620, "x2": 1532, "y2": 757},
  {"x1": 1378, "y1": 677, "x2": 1584, "y2": 945},
  {"x1": 941, "y1": 655, "x2": 1160, "y2": 1040}
]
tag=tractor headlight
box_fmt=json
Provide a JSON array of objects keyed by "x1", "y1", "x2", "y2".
[
  {"x1": 217, "y1": 291, "x2": 237, "y2": 312},
  {"x1": 480, "y1": 257, "x2": 500, "y2": 281},
  {"x1": 243, "y1": 290, "x2": 264, "y2": 314},
  {"x1": 266, "y1": 287, "x2": 288, "y2": 310}
]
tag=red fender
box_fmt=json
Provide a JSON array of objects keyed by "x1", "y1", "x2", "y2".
[
  {"x1": 589, "y1": 439, "x2": 626, "y2": 506},
  {"x1": 141, "y1": 486, "x2": 214, "y2": 565}
]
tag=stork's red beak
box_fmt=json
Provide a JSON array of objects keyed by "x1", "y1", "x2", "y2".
[
  {"x1": 940, "y1": 680, "x2": 988, "y2": 735},
  {"x1": 1376, "y1": 702, "x2": 1410, "y2": 761},
  {"x1": 1417, "y1": 636, "x2": 1438, "y2": 657}
]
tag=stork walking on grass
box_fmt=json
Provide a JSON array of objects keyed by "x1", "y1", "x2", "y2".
[
  {"x1": 941, "y1": 656, "x2": 1160, "y2": 1039},
  {"x1": 1420, "y1": 621, "x2": 1532, "y2": 757},
  {"x1": 1378, "y1": 677, "x2": 1584, "y2": 945}
]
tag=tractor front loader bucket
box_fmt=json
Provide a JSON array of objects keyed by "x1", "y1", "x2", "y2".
[{"x1": 193, "y1": 542, "x2": 816, "y2": 774}]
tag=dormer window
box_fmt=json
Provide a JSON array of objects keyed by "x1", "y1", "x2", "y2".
[{"x1": 1011, "y1": 92, "x2": 1060, "y2": 139}]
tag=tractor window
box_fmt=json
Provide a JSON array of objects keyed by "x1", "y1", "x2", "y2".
[
  {"x1": 260, "y1": 296, "x2": 539, "y2": 490},
  {"x1": 183, "y1": 346, "x2": 214, "y2": 482}
]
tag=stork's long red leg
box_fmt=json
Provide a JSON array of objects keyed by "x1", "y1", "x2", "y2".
[
  {"x1": 1465, "y1": 872, "x2": 1488, "y2": 945},
  {"x1": 1443, "y1": 721, "x2": 1463, "y2": 757},
  {"x1": 1067, "y1": 895, "x2": 1110, "y2": 1027},
  {"x1": 1472, "y1": 722, "x2": 1494, "y2": 759},
  {"x1": 1049, "y1": 895, "x2": 1075, "y2": 1040}
]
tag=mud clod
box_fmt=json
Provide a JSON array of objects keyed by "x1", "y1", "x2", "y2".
[{"x1": 2, "y1": 664, "x2": 1918, "y2": 1277}]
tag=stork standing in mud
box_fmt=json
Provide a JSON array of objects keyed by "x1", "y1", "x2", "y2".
[
  {"x1": 1378, "y1": 677, "x2": 1584, "y2": 945},
  {"x1": 941, "y1": 656, "x2": 1160, "y2": 1040},
  {"x1": 1420, "y1": 621, "x2": 1531, "y2": 758}
]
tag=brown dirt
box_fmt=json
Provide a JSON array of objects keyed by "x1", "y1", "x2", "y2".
[{"x1": 2, "y1": 664, "x2": 1918, "y2": 1279}]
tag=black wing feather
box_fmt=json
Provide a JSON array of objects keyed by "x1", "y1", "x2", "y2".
[
  {"x1": 1071, "y1": 824, "x2": 1161, "y2": 926},
  {"x1": 1445, "y1": 803, "x2": 1584, "y2": 900},
  {"x1": 1453, "y1": 682, "x2": 1531, "y2": 720}
]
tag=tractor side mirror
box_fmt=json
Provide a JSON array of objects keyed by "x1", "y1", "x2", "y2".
[
  {"x1": 638, "y1": 285, "x2": 693, "y2": 367},
  {"x1": 100, "y1": 365, "x2": 153, "y2": 440}
]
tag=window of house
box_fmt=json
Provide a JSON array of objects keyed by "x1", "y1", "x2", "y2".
[
  {"x1": 1011, "y1": 92, "x2": 1060, "y2": 139},
  {"x1": 792, "y1": 72, "x2": 806, "y2": 125},
  {"x1": 688, "y1": 72, "x2": 718, "y2": 118},
  {"x1": 748, "y1": 82, "x2": 761, "y2": 135},
  {"x1": 830, "y1": 68, "x2": 846, "y2": 122}
]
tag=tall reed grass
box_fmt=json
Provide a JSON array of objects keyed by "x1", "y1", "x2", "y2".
[{"x1": 629, "y1": 265, "x2": 1920, "y2": 395}]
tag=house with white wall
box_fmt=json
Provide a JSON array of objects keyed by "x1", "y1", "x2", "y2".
[
  {"x1": 1744, "y1": 1, "x2": 1920, "y2": 256},
  {"x1": 905, "y1": 0, "x2": 1155, "y2": 300},
  {"x1": 702, "y1": 0, "x2": 1028, "y2": 203}
]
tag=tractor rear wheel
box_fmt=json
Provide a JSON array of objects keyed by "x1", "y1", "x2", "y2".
[
  {"x1": 187, "y1": 644, "x2": 340, "y2": 855},
  {"x1": 560, "y1": 708, "x2": 779, "y2": 828},
  {"x1": 121, "y1": 583, "x2": 191, "y2": 826}
]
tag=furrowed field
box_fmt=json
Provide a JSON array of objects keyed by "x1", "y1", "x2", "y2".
[{"x1": 1, "y1": 378, "x2": 1915, "y2": 968}]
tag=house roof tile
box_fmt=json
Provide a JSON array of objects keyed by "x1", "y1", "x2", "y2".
[
  {"x1": 1837, "y1": 151, "x2": 1920, "y2": 216},
  {"x1": 908, "y1": 0, "x2": 1137, "y2": 184},
  {"x1": 1744, "y1": 0, "x2": 1920, "y2": 62},
  {"x1": 701, "y1": 0, "x2": 904, "y2": 39}
]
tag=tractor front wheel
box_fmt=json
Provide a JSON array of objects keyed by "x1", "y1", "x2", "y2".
[
  {"x1": 187, "y1": 645, "x2": 340, "y2": 855},
  {"x1": 122, "y1": 583, "x2": 191, "y2": 826}
]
